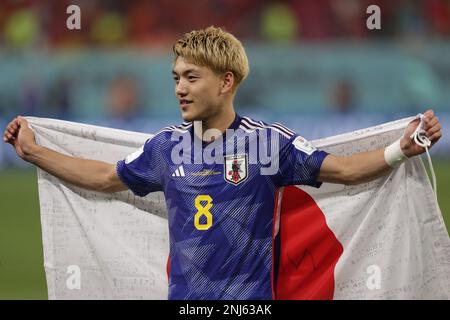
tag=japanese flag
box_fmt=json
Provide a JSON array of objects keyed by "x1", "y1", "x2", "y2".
[{"x1": 28, "y1": 116, "x2": 450, "y2": 299}]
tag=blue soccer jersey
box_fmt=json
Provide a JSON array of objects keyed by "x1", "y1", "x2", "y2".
[{"x1": 116, "y1": 114, "x2": 328, "y2": 300}]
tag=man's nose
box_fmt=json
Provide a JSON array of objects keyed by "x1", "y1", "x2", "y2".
[{"x1": 176, "y1": 79, "x2": 188, "y2": 97}]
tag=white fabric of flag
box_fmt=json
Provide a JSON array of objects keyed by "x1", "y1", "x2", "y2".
[{"x1": 27, "y1": 116, "x2": 450, "y2": 300}]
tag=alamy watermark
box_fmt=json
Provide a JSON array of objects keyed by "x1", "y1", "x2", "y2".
[
  {"x1": 66, "y1": 265, "x2": 81, "y2": 290},
  {"x1": 367, "y1": 5, "x2": 381, "y2": 30},
  {"x1": 66, "y1": 5, "x2": 81, "y2": 30},
  {"x1": 366, "y1": 264, "x2": 381, "y2": 290},
  {"x1": 66, "y1": 4, "x2": 380, "y2": 32},
  {"x1": 169, "y1": 123, "x2": 281, "y2": 176}
]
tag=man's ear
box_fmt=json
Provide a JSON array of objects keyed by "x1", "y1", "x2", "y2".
[{"x1": 221, "y1": 71, "x2": 235, "y2": 94}]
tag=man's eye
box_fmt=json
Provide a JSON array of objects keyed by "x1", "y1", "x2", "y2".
[{"x1": 188, "y1": 76, "x2": 197, "y2": 80}]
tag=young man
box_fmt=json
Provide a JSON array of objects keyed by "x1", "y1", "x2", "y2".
[{"x1": 3, "y1": 26, "x2": 443, "y2": 300}]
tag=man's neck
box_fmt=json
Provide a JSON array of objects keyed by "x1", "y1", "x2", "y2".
[{"x1": 194, "y1": 107, "x2": 236, "y2": 142}]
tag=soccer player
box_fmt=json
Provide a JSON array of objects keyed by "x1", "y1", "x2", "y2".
[{"x1": 3, "y1": 26, "x2": 442, "y2": 300}]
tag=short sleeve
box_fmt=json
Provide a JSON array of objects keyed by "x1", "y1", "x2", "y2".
[
  {"x1": 274, "y1": 134, "x2": 328, "y2": 188},
  {"x1": 116, "y1": 137, "x2": 164, "y2": 196}
]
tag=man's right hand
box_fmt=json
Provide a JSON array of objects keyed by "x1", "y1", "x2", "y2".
[
  {"x1": 3, "y1": 115, "x2": 127, "y2": 193},
  {"x1": 3, "y1": 116, "x2": 37, "y2": 161}
]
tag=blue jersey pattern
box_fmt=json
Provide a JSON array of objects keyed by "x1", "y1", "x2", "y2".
[{"x1": 116, "y1": 114, "x2": 328, "y2": 300}]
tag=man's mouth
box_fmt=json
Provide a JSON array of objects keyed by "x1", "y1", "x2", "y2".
[
  {"x1": 180, "y1": 99, "x2": 193, "y2": 110},
  {"x1": 180, "y1": 99, "x2": 193, "y2": 106}
]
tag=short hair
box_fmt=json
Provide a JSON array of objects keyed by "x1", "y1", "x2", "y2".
[{"x1": 173, "y1": 26, "x2": 250, "y2": 91}]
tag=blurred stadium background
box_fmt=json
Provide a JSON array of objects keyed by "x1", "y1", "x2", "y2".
[{"x1": 0, "y1": 0, "x2": 449, "y2": 299}]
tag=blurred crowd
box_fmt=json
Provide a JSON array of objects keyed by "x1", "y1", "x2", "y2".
[
  {"x1": 1, "y1": 1, "x2": 450, "y2": 164},
  {"x1": 0, "y1": 0, "x2": 449, "y2": 127},
  {"x1": 1, "y1": 0, "x2": 450, "y2": 49}
]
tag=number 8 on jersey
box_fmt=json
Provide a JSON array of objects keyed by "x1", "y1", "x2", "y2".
[{"x1": 194, "y1": 195, "x2": 213, "y2": 230}]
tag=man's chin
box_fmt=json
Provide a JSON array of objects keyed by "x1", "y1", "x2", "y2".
[{"x1": 181, "y1": 112, "x2": 200, "y2": 123}]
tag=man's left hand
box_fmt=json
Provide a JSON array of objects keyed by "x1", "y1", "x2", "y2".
[{"x1": 401, "y1": 109, "x2": 442, "y2": 158}]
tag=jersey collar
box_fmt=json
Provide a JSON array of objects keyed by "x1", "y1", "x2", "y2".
[{"x1": 190, "y1": 113, "x2": 242, "y2": 147}]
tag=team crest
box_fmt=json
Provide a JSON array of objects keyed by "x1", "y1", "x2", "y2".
[{"x1": 224, "y1": 154, "x2": 248, "y2": 185}]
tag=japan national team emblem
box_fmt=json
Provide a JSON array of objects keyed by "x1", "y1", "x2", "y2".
[{"x1": 224, "y1": 154, "x2": 248, "y2": 185}]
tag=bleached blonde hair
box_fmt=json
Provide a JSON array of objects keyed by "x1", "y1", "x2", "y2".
[{"x1": 173, "y1": 26, "x2": 250, "y2": 91}]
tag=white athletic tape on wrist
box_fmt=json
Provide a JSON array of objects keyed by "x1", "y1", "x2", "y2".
[{"x1": 384, "y1": 138, "x2": 408, "y2": 168}]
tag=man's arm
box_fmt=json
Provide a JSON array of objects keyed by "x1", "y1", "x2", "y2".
[
  {"x1": 317, "y1": 109, "x2": 442, "y2": 185},
  {"x1": 3, "y1": 116, "x2": 128, "y2": 193}
]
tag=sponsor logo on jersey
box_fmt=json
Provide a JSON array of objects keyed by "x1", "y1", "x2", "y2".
[
  {"x1": 224, "y1": 154, "x2": 248, "y2": 185},
  {"x1": 191, "y1": 169, "x2": 221, "y2": 177}
]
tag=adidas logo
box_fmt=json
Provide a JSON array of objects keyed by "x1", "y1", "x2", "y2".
[{"x1": 172, "y1": 165, "x2": 185, "y2": 177}]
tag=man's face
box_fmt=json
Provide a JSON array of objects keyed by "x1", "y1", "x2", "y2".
[{"x1": 172, "y1": 57, "x2": 224, "y2": 122}]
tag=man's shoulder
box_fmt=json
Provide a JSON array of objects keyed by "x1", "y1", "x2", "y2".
[
  {"x1": 142, "y1": 122, "x2": 192, "y2": 149},
  {"x1": 149, "y1": 122, "x2": 192, "y2": 139},
  {"x1": 156, "y1": 122, "x2": 192, "y2": 135},
  {"x1": 238, "y1": 116, "x2": 296, "y2": 140}
]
